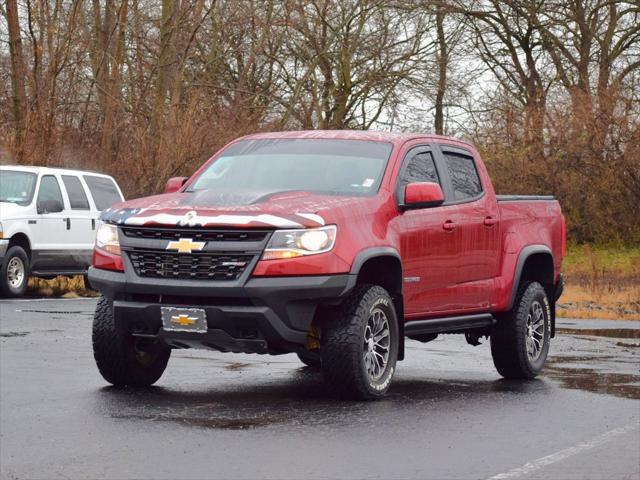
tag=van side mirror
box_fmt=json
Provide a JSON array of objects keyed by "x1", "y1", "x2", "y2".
[
  {"x1": 37, "y1": 199, "x2": 64, "y2": 214},
  {"x1": 164, "y1": 176, "x2": 188, "y2": 194},
  {"x1": 403, "y1": 182, "x2": 445, "y2": 209}
]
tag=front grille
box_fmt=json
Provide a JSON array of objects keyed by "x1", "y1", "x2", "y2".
[
  {"x1": 121, "y1": 226, "x2": 269, "y2": 242},
  {"x1": 128, "y1": 250, "x2": 254, "y2": 280}
]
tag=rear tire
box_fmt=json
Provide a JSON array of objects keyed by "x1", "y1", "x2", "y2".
[
  {"x1": 321, "y1": 285, "x2": 398, "y2": 400},
  {"x1": 92, "y1": 296, "x2": 171, "y2": 386},
  {"x1": 491, "y1": 281, "x2": 551, "y2": 379},
  {"x1": 0, "y1": 246, "x2": 29, "y2": 298}
]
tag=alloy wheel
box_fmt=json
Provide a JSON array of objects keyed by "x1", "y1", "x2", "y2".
[
  {"x1": 526, "y1": 300, "x2": 546, "y2": 362},
  {"x1": 363, "y1": 307, "x2": 390, "y2": 380}
]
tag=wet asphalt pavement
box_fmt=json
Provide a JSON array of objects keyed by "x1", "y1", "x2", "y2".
[{"x1": 1, "y1": 298, "x2": 638, "y2": 480}]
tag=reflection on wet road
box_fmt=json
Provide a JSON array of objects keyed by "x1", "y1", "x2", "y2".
[{"x1": 1, "y1": 298, "x2": 638, "y2": 480}]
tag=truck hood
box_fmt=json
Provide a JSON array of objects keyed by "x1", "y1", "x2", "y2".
[
  {"x1": 0, "y1": 201, "x2": 31, "y2": 221},
  {"x1": 101, "y1": 190, "x2": 374, "y2": 229}
]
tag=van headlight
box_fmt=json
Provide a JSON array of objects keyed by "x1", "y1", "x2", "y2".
[
  {"x1": 262, "y1": 225, "x2": 336, "y2": 260},
  {"x1": 95, "y1": 223, "x2": 121, "y2": 255}
]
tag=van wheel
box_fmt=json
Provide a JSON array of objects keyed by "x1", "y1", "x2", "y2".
[
  {"x1": 491, "y1": 281, "x2": 551, "y2": 379},
  {"x1": 321, "y1": 285, "x2": 398, "y2": 400},
  {"x1": 0, "y1": 246, "x2": 30, "y2": 298},
  {"x1": 92, "y1": 296, "x2": 171, "y2": 386},
  {"x1": 297, "y1": 350, "x2": 321, "y2": 368}
]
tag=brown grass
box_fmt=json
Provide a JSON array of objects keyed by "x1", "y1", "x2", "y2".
[
  {"x1": 27, "y1": 276, "x2": 99, "y2": 298},
  {"x1": 558, "y1": 244, "x2": 640, "y2": 320}
]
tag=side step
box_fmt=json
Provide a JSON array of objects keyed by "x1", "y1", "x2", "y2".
[{"x1": 405, "y1": 313, "x2": 495, "y2": 336}]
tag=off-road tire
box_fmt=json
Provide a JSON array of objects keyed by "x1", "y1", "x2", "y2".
[
  {"x1": 0, "y1": 246, "x2": 29, "y2": 298},
  {"x1": 297, "y1": 350, "x2": 321, "y2": 368},
  {"x1": 321, "y1": 284, "x2": 399, "y2": 400},
  {"x1": 491, "y1": 281, "x2": 551, "y2": 379},
  {"x1": 92, "y1": 296, "x2": 171, "y2": 386}
]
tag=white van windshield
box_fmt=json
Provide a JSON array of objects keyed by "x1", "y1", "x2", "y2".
[{"x1": 0, "y1": 170, "x2": 37, "y2": 206}]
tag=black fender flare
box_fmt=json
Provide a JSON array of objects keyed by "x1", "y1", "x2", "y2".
[
  {"x1": 349, "y1": 247, "x2": 405, "y2": 360},
  {"x1": 507, "y1": 244, "x2": 553, "y2": 311},
  {"x1": 349, "y1": 246, "x2": 402, "y2": 276},
  {"x1": 507, "y1": 244, "x2": 556, "y2": 338}
]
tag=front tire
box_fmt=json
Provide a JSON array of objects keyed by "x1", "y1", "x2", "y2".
[
  {"x1": 491, "y1": 281, "x2": 551, "y2": 379},
  {"x1": 321, "y1": 285, "x2": 399, "y2": 400},
  {"x1": 0, "y1": 246, "x2": 29, "y2": 298},
  {"x1": 92, "y1": 296, "x2": 171, "y2": 386}
]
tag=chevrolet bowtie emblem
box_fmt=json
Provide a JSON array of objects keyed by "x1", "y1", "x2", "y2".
[
  {"x1": 171, "y1": 314, "x2": 197, "y2": 326},
  {"x1": 166, "y1": 238, "x2": 205, "y2": 253}
]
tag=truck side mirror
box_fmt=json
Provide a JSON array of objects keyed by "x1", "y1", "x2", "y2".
[
  {"x1": 37, "y1": 199, "x2": 64, "y2": 214},
  {"x1": 403, "y1": 182, "x2": 445, "y2": 209},
  {"x1": 164, "y1": 176, "x2": 188, "y2": 194}
]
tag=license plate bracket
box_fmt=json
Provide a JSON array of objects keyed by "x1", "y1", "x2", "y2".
[{"x1": 161, "y1": 307, "x2": 208, "y2": 333}]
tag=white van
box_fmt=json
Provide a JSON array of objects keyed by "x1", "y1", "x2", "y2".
[{"x1": 0, "y1": 166, "x2": 125, "y2": 297}]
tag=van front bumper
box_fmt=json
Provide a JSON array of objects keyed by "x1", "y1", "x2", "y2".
[
  {"x1": 0, "y1": 240, "x2": 9, "y2": 259},
  {"x1": 88, "y1": 267, "x2": 356, "y2": 354}
]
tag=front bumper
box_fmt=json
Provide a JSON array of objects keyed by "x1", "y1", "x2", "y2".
[
  {"x1": 0, "y1": 239, "x2": 9, "y2": 259},
  {"x1": 89, "y1": 267, "x2": 356, "y2": 354}
]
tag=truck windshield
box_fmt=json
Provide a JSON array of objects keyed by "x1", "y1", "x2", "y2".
[
  {"x1": 187, "y1": 139, "x2": 393, "y2": 196},
  {"x1": 0, "y1": 170, "x2": 37, "y2": 206}
]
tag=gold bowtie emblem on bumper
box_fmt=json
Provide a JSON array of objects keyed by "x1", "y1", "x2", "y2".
[
  {"x1": 171, "y1": 314, "x2": 198, "y2": 326},
  {"x1": 166, "y1": 238, "x2": 205, "y2": 253}
]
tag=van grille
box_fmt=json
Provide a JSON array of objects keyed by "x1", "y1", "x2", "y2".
[{"x1": 128, "y1": 250, "x2": 254, "y2": 280}]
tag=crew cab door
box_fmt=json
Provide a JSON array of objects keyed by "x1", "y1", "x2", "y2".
[
  {"x1": 61, "y1": 174, "x2": 97, "y2": 255},
  {"x1": 434, "y1": 145, "x2": 500, "y2": 310},
  {"x1": 393, "y1": 146, "x2": 459, "y2": 316}
]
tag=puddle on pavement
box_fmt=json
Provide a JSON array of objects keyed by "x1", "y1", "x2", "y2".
[
  {"x1": 113, "y1": 413, "x2": 281, "y2": 429},
  {"x1": 17, "y1": 309, "x2": 92, "y2": 315},
  {"x1": 556, "y1": 327, "x2": 640, "y2": 339},
  {"x1": 0, "y1": 331, "x2": 29, "y2": 338},
  {"x1": 545, "y1": 363, "x2": 640, "y2": 400}
]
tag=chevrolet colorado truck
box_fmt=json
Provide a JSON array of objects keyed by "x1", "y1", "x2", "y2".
[{"x1": 88, "y1": 131, "x2": 565, "y2": 399}]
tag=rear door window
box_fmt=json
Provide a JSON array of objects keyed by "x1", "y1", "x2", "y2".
[
  {"x1": 83, "y1": 175, "x2": 122, "y2": 210},
  {"x1": 443, "y1": 153, "x2": 482, "y2": 201},
  {"x1": 61, "y1": 175, "x2": 90, "y2": 210}
]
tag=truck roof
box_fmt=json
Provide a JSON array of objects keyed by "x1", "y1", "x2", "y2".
[{"x1": 239, "y1": 130, "x2": 474, "y2": 148}]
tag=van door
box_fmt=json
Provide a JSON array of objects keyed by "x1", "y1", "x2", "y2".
[
  {"x1": 61, "y1": 174, "x2": 96, "y2": 268},
  {"x1": 31, "y1": 175, "x2": 73, "y2": 272}
]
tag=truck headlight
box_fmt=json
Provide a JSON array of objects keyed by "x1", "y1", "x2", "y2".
[
  {"x1": 262, "y1": 225, "x2": 336, "y2": 260},
  {"x1": 95, "y1": 223, "x2": 121, "y2": 255}
]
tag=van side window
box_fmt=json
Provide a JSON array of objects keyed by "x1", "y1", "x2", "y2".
[
  {"x1": 37, "y1": 175, "x2": 64, "y2": 207},
  {"x1": 443, "y1": 153, "x2": 482, "y2": 201},
  {"x1": 83, "y1": 176, "x2": 121, "y2": 211},
  {"x1": 399, "y1": 152, "x2": 440, "y2": 190},
  {"x1": 62, "y1": 175, "x2": 90, "y2": 210}
]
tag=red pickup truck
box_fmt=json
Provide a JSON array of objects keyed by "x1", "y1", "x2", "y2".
[{"x1": 89, "y1": 131, "x2": 565, "y2": 399}]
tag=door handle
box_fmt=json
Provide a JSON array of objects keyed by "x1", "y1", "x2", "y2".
[
  {"x1": 64, "y1": 218, "x2": 70, "y2": 230},
  {"x1": 443, "y1": 220, "x2": 457, "y2": 231},
  {"x1": 483, "y1": 216, "x2": 498, "y2": 226}
]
